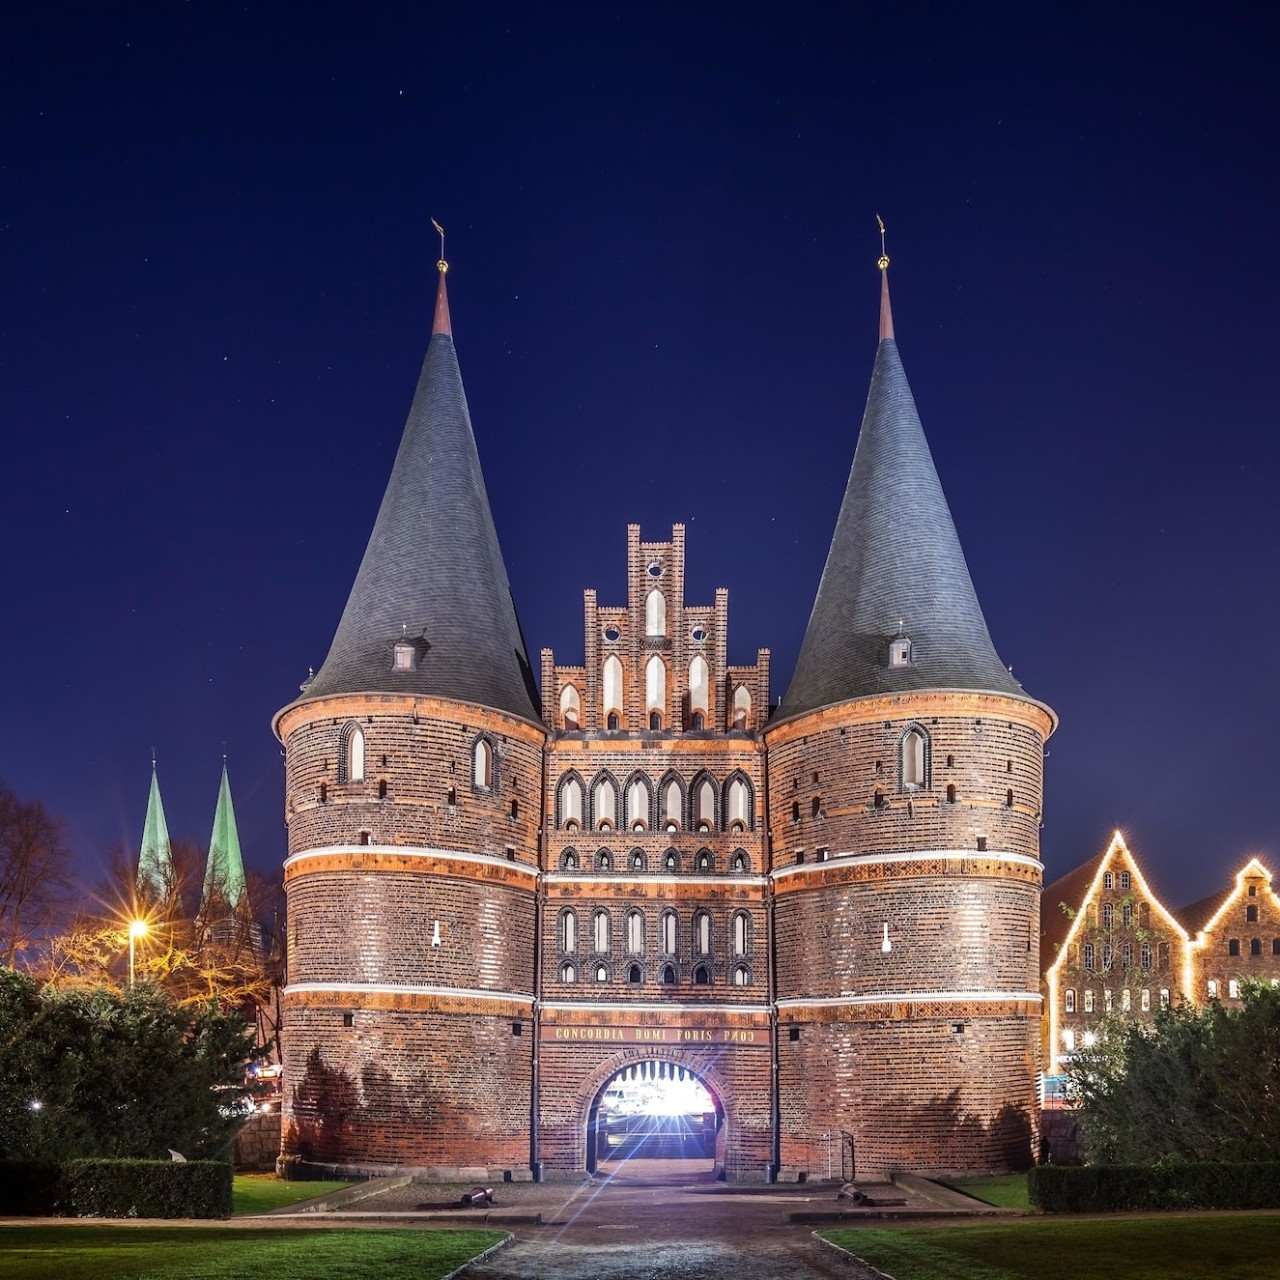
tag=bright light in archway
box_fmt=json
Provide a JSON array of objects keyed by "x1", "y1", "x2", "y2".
[{"x1": 600, "y1": 1068, "x2": 714, "y2": 1118}]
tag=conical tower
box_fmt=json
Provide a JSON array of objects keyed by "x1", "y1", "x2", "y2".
[
  {"x1": 273, "y1": 248, "x2": 544, "y2": 1178},
  {"x1": 765, "y1": 244, "x2": 1056, "y2": 1177},
  {"x1": 202, "y1": 759, "x2": 247, "y2": 914},
  {"x1": 136, "y1": 759, "x2": 174, "y2": 906}
]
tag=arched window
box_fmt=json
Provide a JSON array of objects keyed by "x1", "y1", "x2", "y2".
[
  {"x1": 1140, "y1": 942, "x2": 1152, "y2": 969},
  {"x1": 1102, "y1": 903, "x2": 1113, "y2": 930},
  {"x1": 693, "y1": 964, "x2": 710, "y2": 986},
  {"x1": 627, "y1": 963, "x2": 642, "y2": 985},
  {"x1": 626, "y1": 910, "x2": 645, "y2": 955},
  {"x1": 732, "y1": 965, "x2": 750, "y2": 987},
  {"x1": 626, "y1": 776, "x2": 650, "y2": 830},
  {"x1": 645, "y1": 589, "x2": 666, "y2": 637},
  {"x1": 732, "y1": 911, "x2": 748, "y2": 956},
  {"x1": 1247, "y1": 904, "x2": 1259, "y2": 923},
  {"x1": 561, "y1": 962, "x2": 576, "y2": 983},
  {"x1": 731, "y1": 850, "x2": 748, "y2": 873},
  {"x1": 1228, "y1": 938, "x2": 1240, "y2": 956},
  {"x1": 725, "y1": 776, "x2": 752, "y2": 831},
  {"x1": 661, "y1": 777, "x2": 682, "y2": 830},
  {"x1": 689, "y1": 655, "x2": 709, "y2": 717},
  {"x1": 664, "y1": 849, "x2": 678, "y2": 872},
  {"x1": 696, "y1": 850, "x2": 712, "y2": 872},
  {"x1": 661, "y1": 964, "x2": 676, "y2": 985},
  {"x1": 595, "y1": 964, "x2": 609, "y2": 983},
  {"x1": 660, "y1": 910, "x2": 677, "y2": 955},
  {"x1": 646, "y1": 655, "x2": 666, "y2": 719},
  {"x1": 900, "y1": 726, "x2": 927, "y2": 790},
  {"x1": 1102, "y1": 943, "x2": 1113, "y2": 970},
  {"x1": 597, "y1": 848, "x2": 612, "y2": 871},
  {"x1": 603, "y1": 655, "x2": 623, "y2": 724},
  {"x1": 560, "y1": 684, "x2": 581, "y2": 730},
  {"x1": 562, "y1": 849, "x2": 579, "y2": 870},
  {"x1": 1104, "y1": 871, "x2": 1114, "y2": 890},
  {"x1": 1122, "y1": 943, "x2": 1133, "y2": 968},
  {"x1": 732, "y1": 685, "x2": 751, "y2": 730},
  {"x1": 593, "y1": 776, "x2": 617, "y2": 830},
  {"x1": 1122, "y1": 903, "x2": 1133, "y2": 927},
  {"x1": 1141, "y1": 988, "x2": 1151, "y2": 1011},
  {"x1": 694, "y1": 776, "x2": 715, "y2": 830},
  {"x1": 559, "y1": 775, "x2": 584, "y2": 829},
  {"x1": 592, "y1": 910, "x2": 611, "y2": 953},
  {"x1": 472, "y1": 737, "x2": 494, "y2": 789},
  {"x1": 340, "y1": 723, "x2": 365, "y2": 783},
  {"x1": 694, "y1": 910, "x2": 711, "y2": 956},
  {"x1": 1251, "y1": 937, "x2": 1262, "y2": 956},
  {"x1": 1084, "y1": 989, "x2": 1095, "y2": 1013},
  {"x1": 1065, "y1": 988, "x2": 1076, "y2": 1013},
  {"x1": 607, "y1": 712, "x2": 620, "y2": 731},
  {"x1": 560, "y1": 910, "x2": 578, "y2": 953},
  {"x1": 945, "y1": 783, "x2": 956, "y2": 804},
  {"x1": 1082, "y1": 942, "x2": 1095, "y2": 970},
  {"x1": 630, "y1": 848, "x2": 645, "y2": 870}
]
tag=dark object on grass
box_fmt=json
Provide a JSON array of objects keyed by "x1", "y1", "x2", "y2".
[{"x1": 460, "y1": 1185, "x2": 494, "y2": 1207}]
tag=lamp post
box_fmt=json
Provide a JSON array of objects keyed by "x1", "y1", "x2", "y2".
[{"x1": 128, "y1": 918, "x2": 149, "y2": 988}]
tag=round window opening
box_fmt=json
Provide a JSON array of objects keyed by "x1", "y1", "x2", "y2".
[
  {"x1": 647, "y1": 562, "x2": 663, "y2": 579},
  {"x1": 691, "y1": 625, "x2": 707, "y2": 643},
  {"x1": 603, "y1": 626, "x2": 621, "y2": 642}
]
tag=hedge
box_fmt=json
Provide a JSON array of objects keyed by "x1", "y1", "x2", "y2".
[
  {"x1": 0, "y1": 1158, "x2": 232, "y2": 1218},
  {"x1": 1029, "y1": 1162, "x2": 1280, "y2": 1212}
]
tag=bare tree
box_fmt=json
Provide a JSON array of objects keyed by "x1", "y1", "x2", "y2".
[{"x1": 0, "y1": 782, "x2": 74, "y2": 966}]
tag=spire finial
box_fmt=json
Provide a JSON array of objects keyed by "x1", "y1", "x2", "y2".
[
  {"x1": 876, "y1": 214, "x2": 895, "y2": 341},
  {"x1": 430, "y1": 218, "x2": 453, "y2": 337},
  {"x1": 431, "y1": 218, "x2": 448, "y2": 274}
]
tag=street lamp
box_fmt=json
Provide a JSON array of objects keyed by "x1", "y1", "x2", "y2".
[{"x1": 128, "y1": 918, "x2": 149, "y2": 988}]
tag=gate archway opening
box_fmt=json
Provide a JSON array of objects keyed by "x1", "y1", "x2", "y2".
[{"x1": 586, "y1": 1059, "x2": 724, "y2": 1181}]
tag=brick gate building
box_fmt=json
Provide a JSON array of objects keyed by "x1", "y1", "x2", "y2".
[{"x1": 273, "y1": 252, "x2": 1055, "y2": 1180}]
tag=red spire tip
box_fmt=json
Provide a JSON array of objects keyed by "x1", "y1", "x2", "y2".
[
  {"x1": 878, "y1": 261, "x2": 895, "y2": 342},
  {"x1": 433, "y1": 264, "x2": 452, "y2": 338}
]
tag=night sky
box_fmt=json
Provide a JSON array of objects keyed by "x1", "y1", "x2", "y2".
[{"x1": 4, "y1": 3, "x2": 1277, "y2": 911}]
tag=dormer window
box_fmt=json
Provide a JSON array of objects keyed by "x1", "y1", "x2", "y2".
[
  {"x1": 393, "y1": 642, "x2": 415, "y2": 671},
  {"x1": 888, "y1": 635, "x2": 913, "y2": 668}
]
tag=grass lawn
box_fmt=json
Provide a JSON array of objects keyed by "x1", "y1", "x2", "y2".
[
  {"x1": 823, "y1": 1214, "x2": 1280, "y2": 1279},
  {"x1": 232, "y1": 1174, "x2": 358, "y2": 1215},
  {"x1": 0, "y1": 1226, "x2": 506, "y2": 1280},
  {"x1": 942, "y1": 1173, "x2": 1031, "y2": 1209}
]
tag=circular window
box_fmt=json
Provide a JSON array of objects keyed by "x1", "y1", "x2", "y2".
[
  {"x1": 647, "y1": 562, "x2": 663, "y2": 579},
  {"x1": 691, "y1": 625, "x2": 707, "y2": 643},
  {"x1": 603, "y1": 626, "x2": 620, "y2": 642}
]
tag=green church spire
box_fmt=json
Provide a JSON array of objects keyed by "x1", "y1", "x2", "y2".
[
  {"x1": 136, "y1": 759, "x2": 174, "y2": 904},
  {"x1": 202, "y1": 760, "x2": 246, "y2": 912}
]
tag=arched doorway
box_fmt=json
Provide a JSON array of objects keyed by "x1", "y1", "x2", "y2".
[{"x1": 585, "y1": 1059, "x2": 724, "y2": 1180}]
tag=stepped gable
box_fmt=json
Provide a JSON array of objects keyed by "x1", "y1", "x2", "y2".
[
  {"x1": 297, "y1": 265, "x2": 540, "y2": 725},
  {"x1": 775, "y1": 263, "x2": 1025, "y2": 725}
]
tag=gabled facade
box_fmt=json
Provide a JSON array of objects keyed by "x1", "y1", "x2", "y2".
[
  {"x1": 273, "y1": 252, "x2": 1055, "y2": 1180},
  {"x1": 1041, "y1": 832, "x2": 1190, "y2": 1073},
  {"x1": 1042, "y1": 837, "x2": 1280, "y2": 1074}
]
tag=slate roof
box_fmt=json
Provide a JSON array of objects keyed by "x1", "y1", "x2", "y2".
[
  {"x1": 1175, "y1": 888, "x2": 1233, "y2": 938},
  {"x1": 291, "y1": 271, "x2": 541, "y2": 726},
  {"x1": 774, "y1": 269, "x2": 1034, "y2": 726}
]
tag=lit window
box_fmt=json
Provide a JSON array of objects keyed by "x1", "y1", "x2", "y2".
[
  {"x1": 1160, "y1": 988, "x2": 1170, "y2": 1008},
  {"x1": 592, "y1": 911, "x2": 611, "y2": 953},
  {"x1": 694, "y1": 911, "x2": 711, "y2": 956},
  {"x1": 602, "y1": 655, "x2": 623, "y2": 725},
  {"x1": 1121, "y1": 988, "x2": 1131, "y2": 1012},
  {"x1": 1065, "y1": 988, "x2": 1076, "y2": 1013},
  {"x1": 660, "y1": 911, "x2": 677, "y2": 954},
  {"x1": 1104, "y1": 871, "x2": 1113, "y2": 890},
  {"x1": 689, "y1": 655, "x2": 709, "y2": 717},
  {"x1": 1141, "y1": 988, "x2": 1151, "y2": 1012},
  {"x1": 1119, "y1": 871, "x2": 1131, "y2": 890},
  {"x1": 561, "y1": 910, "x2": 578, "y2": 953},
  {"x1": 901, "y1": 727, "x2": 927, "y2": 790},
  {"x1": 472, "y1": 738, "x2": 494, "y2": 789},
  {"x1": 645, "y1": 589, "x2": 666, "y2": 637},
  {"x1": 560, "y1": 684, "x2": 581, "y2": 730},
  {"x1": 1084, "y1": 989, "x2": 1095, "y2": 1013},
  {"x1": 1207, "y1": 979, "x2": 1218, "y2": 999},
  {"x1": 626, "y1": 911, "x2": 644, "y2": 955},
  {"x1": 1229, "y1": 979, "x2": 1240, "y2": 999},
  {"x1": 1104, "y1": 989, "x2": 1113, "y2": 1012},
  {"x1": 1062, "y1": 1028, "x2": 1076, "y2": 1051},
  {"x1": 340, "y1": 724, "x2": 365, "y2": 783}
]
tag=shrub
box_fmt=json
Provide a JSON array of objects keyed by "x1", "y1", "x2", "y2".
[
  {"x1": 1030, "y1": 1162, "x2": 1280, "y2": 1213},
  {"x1": 0, "y1": 1158, "x2": 231, "y2": 1218}
]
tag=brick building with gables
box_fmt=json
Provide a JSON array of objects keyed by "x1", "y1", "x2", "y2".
[{"x1": 272, "y1": 251, "x2": 1057, "y2": 1181}]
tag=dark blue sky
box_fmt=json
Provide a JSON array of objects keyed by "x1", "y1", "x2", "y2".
[{"x1": 3, "y1": 3, "x2": 1277, "y2": 909}]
